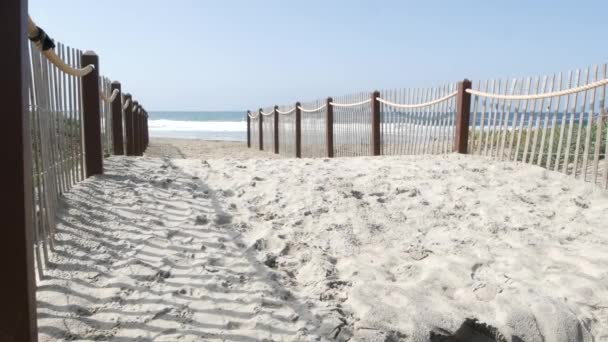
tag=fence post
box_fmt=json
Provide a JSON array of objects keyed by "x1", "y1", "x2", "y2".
[
  {"x1": 371, "y1": 90, "x2": 381, "y2": 156},
  {"x1": 454, "y1": 79, "x2": 472, "y2": 154},
  {"x1": 131, "y1": 102, "x2": 137, "y2": 155},
  {"x1": 247, "y1": 111, "x2": 251, "y2": 148},
  {"x1": 133, "y1": 104, "x2": 138, "y2": 155},
  {"x1": 81, "y1": 51, "x2": 103, "y2": 176},
  {"x1": 274, "y1": 106, "x2": 279, "y2": 154},
  {"x1": 140, "y1": 108, "x2": 144, "y2": 153},
  {"x1": 295, "y1": 102, "x2": 302, "y2": 158},
  {"x1": 144, "y1": 109, "x2": 148, "y2": 152},
  {"x1": 0, "y1": 0, "x2": 38, "y2": 340},
  {"x1": 132, "y1": 101, "x2": 139, "y2": 156},
  {"x1": 326, "y1": 98, "x2": 334, "y2": 158},
  {"x1": 144, "y1": 110, "x2": 149, "y2": 150},
  {"x1": 258, "y1": 108, "x2": 264, "y2": 151},
  {"x1": 110, "y1": 81, "x2": 124, "y2": 155},
  {"x1": 142, "y1": 110, "x2": 146, "y2": 150},
  {"x1": 135, "y1": 105, "x2": 142, "y2": 156},
  {"x1": 138, "y1": 108, "x2": 143, "y2": 154},
  {"x1": 124, "y1": 94, "x2": 135, "y2": 156},
  {"x1": 136, "y1": 107, "x2": 142, "y2": 155}
]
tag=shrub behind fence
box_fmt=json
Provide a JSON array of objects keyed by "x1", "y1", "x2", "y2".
[{"x1": 469, "y1": 65, "x2": 608, "y2": 188}]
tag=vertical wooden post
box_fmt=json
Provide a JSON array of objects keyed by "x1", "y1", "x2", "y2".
[
  {"x1": 146, "y1": 111, "x2": 150, "y2": 148},
  {"x1": 110, "y1": 81, "x2": 124, "y2": 155},
  {"x1": 136, "y1": 107, "x2": 141, "y2": 154},
  {"x1": 134, "y1": 104, "x2": 141, "y2": 156},
  {"x1": 454, "y1": 79, "x2": 472, "y2": 154},
  {"x1": 134, "y1": 104, "x2": 139, "y2": 155},
  {"x1": 274, "y1": 106, "x2": 279, "y2": 154},
  {"x1": 142, "y1": 110, "x2": 146, "y2": 150},
  {"x1": 143, "y1": 109, "x2": 148, "y2": 152},
  {"x1": 0, "y1": 0, "x2": 38, "y2": 340},
  {"x1": 144, "y1": 110, "x2": 149, "y2": 150},
  {"x1": 137, "y1": 107, "x2": 143, "y2": 155},
  {"x1": 326, "y1": 98, "x2": 334, "y2": 158},
  {"x1": 246, "y1": 111, "x2": 251, "y2": 148},
  {"x1": 131, "y1": 102, "x2": 137, "y2": 155},
  {"x1": 371, "y1": 90, "x2": 381, "y2": 156},
  {"x1": 81, "y1": 51, "x2": 103, "y2": 176},
  {"x1": 140, "y1": 109, "x2": 145, "y2": 153},
  {"x1": 258, "y1": 108, "x2": 264, "y2": 151},
  {"x1": 295, "y1": 102, "x2": 302, "y2": 158},
  {"x1": 138, "y1": 105, "x2": 143, "y2": 155},
  {"x1": 124, "y1": 94, "x2": 135, "y2": 156}
]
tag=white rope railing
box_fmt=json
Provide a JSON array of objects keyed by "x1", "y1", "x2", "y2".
[
  {"x1": 248, "y1": 112, "x2": 259, "y2": 119},
  {"x1": 298, "y1": 104, "x2": 327, "y2": 113},
  {"x1": 28, "y1": 16, "x2": 95, "y2": 77},
  {"x1": 260, "y1": 109, "x2": 275, "y2": 116},
  {"x1": 100, "y1": 89, "x2": 120, "y2": 103},
  {"x1": 253, "y1": 79, "x2": 608, "y2": 117},
  {"x1": 376, "y1": 92, "x2": 458, "y2": 109},
  {"x1": 276, "y1": 107, "x2": 296, "y2": 115},
  {"x1": 122, "y1": 98, "x2": 131, "y2": 111},
  {"x1": 258, "y1": 92, "x2": 456, "y2": 115},
  {"x1": 466, "y1": 78, "x2": 608, "y2": 100},
  {"x1": 329, "y1": 99, "x2": 371, "y2": 107}
]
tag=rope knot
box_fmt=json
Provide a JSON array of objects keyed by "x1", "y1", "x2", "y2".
[{"x1": 29, "y1": 26, "x2": 56, "y2": 51}]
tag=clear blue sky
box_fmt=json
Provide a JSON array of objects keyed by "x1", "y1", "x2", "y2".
[{"x1": 30, "y1": 0, "x2": 608, "y2": 111}]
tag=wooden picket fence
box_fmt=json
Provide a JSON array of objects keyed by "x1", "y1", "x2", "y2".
[
  {"x1": 468, "y1": 67, "x2": 608, "y2": 187},
  {"x1": 248, "y1": 65, "x2": 608, "y2": 191},
  {"x1": 26, "y1": 38, "x2": 152, "y2": 282},
  {"x1": 28, "y1": 41, "x2": 85, "y2": 277},
  {"x1": 1, "y1": 6, "x2": 149, "y2": 338},
  {"x1": 249, "y1": 84, "x2": 462, "y2": 160}
]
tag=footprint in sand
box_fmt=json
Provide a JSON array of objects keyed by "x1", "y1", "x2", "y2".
[
  {"x1": 214, "y1": 213, "x2": 233, "y2": 225},
  {"x1": 430, "y1": 318, "x2": 507, "y2": 342},
  {"x1": 195, "y1": 215, "x2": 209, "y2": 225}
]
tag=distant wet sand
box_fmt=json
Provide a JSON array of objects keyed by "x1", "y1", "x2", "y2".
[{"x1": 145, "y1": 138, "x2": 284, "y2": 160}]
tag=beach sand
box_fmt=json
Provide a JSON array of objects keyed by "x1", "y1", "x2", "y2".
[
  {"x1": 37, "y1": 138, "x2": 608, "y2": 341},
  {"x1": 145, "y1": 138, "x2": 284, "y2": 160}
]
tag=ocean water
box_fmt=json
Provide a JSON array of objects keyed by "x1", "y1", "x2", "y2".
[
  {"x1": 149, "y1": 110, "x2": 601, "y2": 142},
  {"x1": 149, "y1": 111, "x2": 247, "y2": 141}
]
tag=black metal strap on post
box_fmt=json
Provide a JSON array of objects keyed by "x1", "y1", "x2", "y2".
[{"x1": 28, "y1": 25, "x2": 55, "y2": 51}]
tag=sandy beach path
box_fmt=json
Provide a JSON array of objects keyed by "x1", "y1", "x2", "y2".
[
  {"x1": 37, "y1": 146, "x2": 608, "y2": 341},
  {"x1": 37, "y1": 157, "x2": 326, "y2": 341}
]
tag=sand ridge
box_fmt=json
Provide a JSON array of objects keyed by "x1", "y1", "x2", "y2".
[{"x1": 37, "y1": 153, "x2": 608, "y2": 341}]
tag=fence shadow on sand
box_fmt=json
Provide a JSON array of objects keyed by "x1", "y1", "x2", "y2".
[{"x1": 36, "y1": 157, "x2": 325, "y2": 342}]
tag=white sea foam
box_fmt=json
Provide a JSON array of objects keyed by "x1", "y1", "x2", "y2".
[{"x1": 149, "y1": 119, "x2": 246, "y2": 132}]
